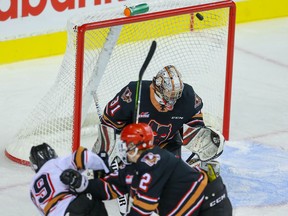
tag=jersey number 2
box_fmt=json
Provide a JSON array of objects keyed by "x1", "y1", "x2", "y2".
[{"x1": 139, "y1": 173, "x2": 152, "y2": 192}]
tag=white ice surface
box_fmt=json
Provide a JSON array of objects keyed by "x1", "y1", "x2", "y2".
[{"x1": 0, "y1": 17, "x2": 288, "y2": 215}]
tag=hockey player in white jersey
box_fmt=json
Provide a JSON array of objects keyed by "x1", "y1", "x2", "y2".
[{"x1": 29, "y1": 143, "x2": 109, "y2": 216}]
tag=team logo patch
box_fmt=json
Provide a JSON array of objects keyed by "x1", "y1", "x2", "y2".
[
  {"x1": 149, "y1": 120, "x2": 172, "y2": 144},
  {"x1": 121, "y1": 87, "x2": 132, "y2": 103},
  {"x1": 125, "y1": 175, "x2": 134, "y2": 184},
  {"x1": 139, "y1": 112, "x2": 150, "y2": 118},
  {"x1": 141, "y1": 152, "x2": 161, "y2": 167}
]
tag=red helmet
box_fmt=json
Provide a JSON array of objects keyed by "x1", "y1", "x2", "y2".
[{"x1": 120, "y1": 123, "x2": 154, "y2": 151}]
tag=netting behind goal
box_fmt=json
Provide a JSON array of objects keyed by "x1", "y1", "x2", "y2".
[{"x1": 5, "y1": 0, "x2": 236, "y2": 165}]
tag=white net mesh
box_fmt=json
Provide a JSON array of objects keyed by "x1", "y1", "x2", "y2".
[{"x1": 6, "y1": 0, "x2": 235, "y2": 164}]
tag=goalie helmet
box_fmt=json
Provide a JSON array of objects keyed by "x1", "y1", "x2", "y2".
[
  {"x1": 152, "y1": 65, "x2": 184, "y2": 111},
  {"x1": 29, "y1": 143, "x2": 58, "y2": 172},
  {"x1": 118, "y1": 123, "x2": 154, "y2": 164}
]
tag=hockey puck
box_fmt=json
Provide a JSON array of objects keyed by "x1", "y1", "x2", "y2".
[{"x1": 196, "y1": 13, "x2": 204, "y2": 21}]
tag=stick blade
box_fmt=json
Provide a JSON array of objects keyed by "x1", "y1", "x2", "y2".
[
  {"x1": 133, "y1": 40, "x2": 157, "y2": 123},
  {"x1": 139, "y1": 40, "x2": 157, "y2": 80}
]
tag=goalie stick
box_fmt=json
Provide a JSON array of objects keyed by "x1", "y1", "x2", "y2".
[
  {"x1": 92, "y1": 94, "x2": 129, "y2": 215},
  {"x1": 93, "y1": 40, "x2": 157, "y2": 215},
  {"x1": 87, "y1": 25, "x2": 129, "y2": 215},
  {"x1": 124, "y1": 40, "x2": 157, "y2": 213},
  {"x1": 133, "y1": 40, "x2": 157, "y2": 123}
]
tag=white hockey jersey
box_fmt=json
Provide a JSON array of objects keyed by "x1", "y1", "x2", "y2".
[{"x1": 29, "y1": 147, "x2": 109, "y2": 216}]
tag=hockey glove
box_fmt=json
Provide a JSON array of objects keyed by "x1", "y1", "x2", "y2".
[
  {"x1": 183, "y1": 125, "x2": 225, "y2": 162},
  {"x1": 60, "y1": 169, "x2": 88, "y2": 193}
]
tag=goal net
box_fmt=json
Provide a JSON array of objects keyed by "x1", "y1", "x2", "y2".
[{"x1": 5, "y1": 0, "x2": 236, "y2": 165}]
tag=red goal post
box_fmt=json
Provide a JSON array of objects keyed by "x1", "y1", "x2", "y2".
[{"x1": 5, "y1": 0, "x2": 236, "y2": 165}]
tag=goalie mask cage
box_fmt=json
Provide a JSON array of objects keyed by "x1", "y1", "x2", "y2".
[{"x1": 5, "y1": 0, "x2": 236, "y2": 165}]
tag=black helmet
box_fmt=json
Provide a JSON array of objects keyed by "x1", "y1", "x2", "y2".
[{"x1": 29, "y1": 143, "x2": 58, "y2": 172}]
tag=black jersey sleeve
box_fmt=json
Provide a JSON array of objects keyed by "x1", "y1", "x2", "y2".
[
  {"x1": 101, "y1": 82, "x2": 137, "y2": 130},
  {"x1": 183, "y1": 84, "x2": 205, "y2": 128},
  {"x1": 86, "y1": 167, "x2": 130, "y2": 201}
]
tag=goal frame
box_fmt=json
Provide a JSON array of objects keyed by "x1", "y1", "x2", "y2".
[
  {"x1": 73, "y1": 0, "x2": 236, "y2": 151},
  {"x1": 5, "y1": 0, "x2": 236, "y2": 166}
]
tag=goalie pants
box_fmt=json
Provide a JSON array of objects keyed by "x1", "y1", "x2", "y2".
[
  {"x1": 65, "y1": 193, "x2": 108, "y2": 216},
  {"x1": 161, "y1": 131, "x2": 183, "y2": 157},
  {"x1": 199, "y1": 176, "x2": 233, "y2": 216}
]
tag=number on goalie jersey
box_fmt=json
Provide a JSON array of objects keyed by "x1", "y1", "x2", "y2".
[
  {"x1": 101, "y1": 65, "x2": 205, "y2": 155},
  {"x1": 29, "y1": 143, "x2": 109, "y2": 216},
  {"x1": 80, "y1": 123, "x2": 232, "y2": 216}
]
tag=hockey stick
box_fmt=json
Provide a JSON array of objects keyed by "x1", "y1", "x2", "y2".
[
  {"x1": 86, "y1": 26, "x2": 129, "y2": 215},
  {"x1": 133, "y1": 40, "x2": 157, "y2": 123},
  {"x1": 91, "y1": 93, "x2": 129, "y2": 215},
  {"x1": 116, "y1": 40, "x2": 157, "y2": 214},
  {"x1": 121, "y1": 40, "x2": 157, "y2": 213},
  {"x1": 82, "y1": 26, "x2": 122, "y2": 126},
  {"x1": 91, "y1": 91, "x2": 103, "y2": 122},
  {"x1": 93, "y1": 40, "x2": 157, "y2": 215},
  {"x1": 186, "y1": 152, "x2": 196, "y2": 163}
]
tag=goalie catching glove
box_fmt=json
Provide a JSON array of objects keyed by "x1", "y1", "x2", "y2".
[
  {"x1": 60, "y1": 169, "x2": 88, "y2": 193},
  {"x1": 183, "y1": 125, "x2": 225, "y2": 162}
]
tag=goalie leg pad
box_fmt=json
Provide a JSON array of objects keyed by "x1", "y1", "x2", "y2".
[{"x1": 92, "y1": 124, "x2": 116, "y2": 155}]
